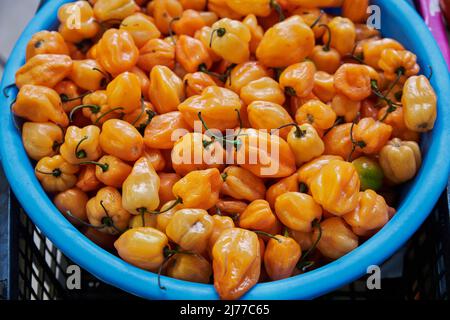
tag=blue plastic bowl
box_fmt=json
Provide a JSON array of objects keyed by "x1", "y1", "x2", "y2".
[{"x1": 1, "y1": 0, "x2": 449, "y2": 300}]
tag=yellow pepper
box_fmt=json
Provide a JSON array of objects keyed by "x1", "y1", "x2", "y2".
[
  {"x1": 226, "y1": 61, "x2": 272, "y2": 94},
  {"x1": 93, "y1": 0, "x2": 139, "y2": 22},
  {"x1": 379, "y1": 138, "x2": 422, "y2": 184},
  {"x1": 12, "y1": 85, "x2": 69, "y2": 127},
  {"x1": 106, "y1": 71, "x2": 142, "y2": 114},
  {"x1": 22, "y1": 122, "x2": 63, "y2": 161},
  {"x1": 129, "y1": 213, "x2": 157, "y2": 229},
  {"x1": 225, "y1": 0, "x2": 282, "y2": 17},
  {"x1": 242, "y1": 14, "x2": 264, "y2": 54},
  {"x1": 166, "y1": 208, "x2": 214, "y2": 253},
  {"x1": 120, "y1": 13, "x2": 161, "y2": 48},
  {"x1": 208, "y1": 215, "x2": 235, "y2": 255},
  {"x1": 58, "y1": 1, "x2": 100, "y2": 43},
  {"x1": 322, "y1": 16, "x2": 356, "y2": 56},
  {"x1": 54, "y1": 187, "x2": 89, "y2": 227},
  {"x1": 156, "y1": 199, "x2": 184, "y2": 234},
  {"x1": 60, "y1": 125, "x2": 102, "y2": 164},
  {"x1": 35, "y1": 155, "x2": 79, "y2": 193},
  {"x1": 247, "y1": 101, "x2": 293, "y2": 139},
  {"x1": 266, "y1": 173, "x2": 299, "y2": 209},
  {"x1": 279, "y1": 61, "x2": 316, "y2": 98},
  {"x1": 166, "y1": 254, "x2": 212, "y2": 284},
  {"x1": 297, "y1": 155, "x2": 343, "y2": 187},
  {"x1": 122, "y1": 156, "x2": 161, "y2": 215},
  {"x1": 238, "y1": 199, "x2": 278, "y2": 234},
  {"x1": 69, "y1": 59, "x2": 107, "y2": 91},
  {"x1": 402, "y1": 75, "x2": 437, "y2": 132},
  {"x1": 149, "y1": 65, "x2": 185, "y2": 114},
  {"x1": 25, "y1": 30, "x2": 69, "y2": 61},
  {"x1": 256, "y1": 16, "x2": 315, "y2": 68},
  {"x1": 221, "y1": 166, "x2": 266, "y2": 202},
  {"x1": 264, "y1": 235, "x2": 301, "y2": 281},
  {"x1": 240, "y1": 77, "x2": 285, "y2": 106}
]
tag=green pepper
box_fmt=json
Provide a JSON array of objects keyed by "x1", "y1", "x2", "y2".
[{"x1": 352, "y1": 157, "x2": 384, "y2": 191}]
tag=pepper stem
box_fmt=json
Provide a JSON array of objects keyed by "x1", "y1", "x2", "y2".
[
  {"x1": 94, "y1": 107, "x2": 125, "y2": 125},
  {"x1": 270, "y1": 0, "x2": 285, "y2": 22},
  {"x1": 276, "y1": 123, "x2": 306, "y2": 138},
  {"x1": 319, "y1": 24, "x2": 332, "y2": 51},
  {"x1": 139, "y1": 197, "x2": 183, "y2": 215},
  {"x1": 310, "y1": 10, "x2": 324, "y2": 29},
  {"x1": 65, "y1": 210, "x2": 104, "y2": 229},
  {"x1": 2, "y1": 83, "x2": 16, "y2": 98},
  {"x1": 296, "y1": 219, "x2": 322, "y2": 271},
  {"x1": 60, "y1": 91, "x2": 92, "y2": 103},
  {"x1": 69, "y1": 104, "x2": 101, "y2": 122},
  {"x1": 253, "y1": 230, "x2": 282, "y2": 243},
  {"x1": 78, "y1": 161, "x2": 109, "y2": 172},
  {"x1": 209, "y1": 27, "x2": 226, "y2": 48},
  {"x1": 35, "y1": 168, "x2": 62, "y2": 177},
  {"x1": 198, "y1": 111, "x2": 243, "y2": 150},
  {"x1": 75, "y1": 136, "x2": 89, "y2": 159}
]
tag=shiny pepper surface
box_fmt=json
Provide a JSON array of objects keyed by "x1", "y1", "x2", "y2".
[
  {"x1": 323, "y1": 17, "x2": 356, "y2": 56},
  {"x1": 295, "y1": 99, "x2": 337, "y2": 132},
  {"x1": 96, "y1": 29, "x2": 139, "y2": 76},
  {"x1": 156, "y1": 200, "x2": 184, "y2": 233},
  {"x1": 379, "y1": 138, "x2": 421, "y2": 184},
  {"x1": 310, "y1": 160, "x2": 360, "y2": 216},
  {"x1": 178, "y1": 86, "x2": 242, "y2": 131},
  {"x1": 144, "y1": 111, "x2": 190, "y2": 150},
  {"x1": 247, "y1": 101, "x2": 293, "y2": 138},
  {"x1": 58, "y1": 1, "x2": 100, "y2": 43},
  {"x1": 221, "y1": 166, "x2": 266, "y2": 202},
  {"x1": 184, "y1": 72, "x2": 218, "y2": 97},
  {"x1": 297, "y1": 155, "x2": 343, "y2": 186},
  {"x1": 239, "y1": 199, "x2": 277, "y2": 234},
  {"x1": 279, "y1": 61, "x2": 316, "y2": 98},
  {"x1": 402, "y1": 75, "x2": 437, "y2": 132},
  {"x1": 240, "y1": 77, "x2": 285, "y2": 106},
  {"x1": 378, "y1": 49, "x2": 420, "y2": 82},
  {"x1": 158, "y1": 173, "x2": 181, "y2": 205},
  {"x1": 54, "y1": 80, "x2": 82, "y2": 113},
  {"x1": 138, "y1": 39, "x2": 175, "y2": 72},
  {"x1": 378, "y1": 106, "x2": 419, "y2": 142},
  {"x1": 180, "y1": 0, "x2": 208, "y2": 10},
  {"x1": 353, "y1": 118, "x2": 393, "y2": 155},
  {"x1": 86, "y1": 186, "x2": 131, "y2": 234},
  {"x1": 256, "y1": 16, "x2": 315, "y2": 68},
  {"x1": 208, "y1": 215, "x2": 235, "y2": 254},
  {"x1": 106, "y1": 72, "x2": 142, "y2": 114},
  {"x1": 331, "y1": 94, "x2": 361, "y2": 123},
  {"x1": 208, "y1": 0, "x2": 243, "y2": 20},
  {"x1": 236, "y1": 128, "x2": 296, "y2": 178},
  {"x1": 120, "y1": 13, "x2": 161, "y2": 48},
  {"x1": 69, "y1": 59, "x2": 107, "y2": 91},
  {"x1": 264, "y1": 235, "x2": 301, "y2": 281},
  {"x1": 334, "y1": 64, "x2": 371, "y2": 101},
  {"x1": 286, "y1": 124, "x2": 325, "y2": 166},
  {"x1": 226, "y1": 61, "x2": 271, "y2": 94},
  {"x1": 242, "y1": 14, "x2": 264, "y2": 54},
  {"x1": 344, "y1": 190, "x2": 389, "y2": 236},
  {"x1": 94, "y1": 155, "x2": 132, "y2": 188},
  {"x1": 82, "y1": 90, "x2": 119, "y2": 125},
  {"x1": 176, "y1": 35, "x2": 212, "y2": 73},
  {"x1": 26, "y1": 31, "x2": 69, "y2": 61},
  {"x1": 166, "y1": 254, "x2": 212, "y2": 284},
  {"x1": 60, "y1": 126, "x2": 102, "y2": 164},
  {"x1": 13, "y1": 85, "x2": 68, "y2": 127},
  {"x1": 172, "y1": 168, "x2": 223, "y2": 210},
  {"x1": 22, "y1": 122, "x2": 63, "y2": 161},
  {"x1": 315, "y1": 217, "x2": 358, "y2": 260},
  {"x1": 153, "y1": 0, "x2": 184, "y2": 35},
  {"x1": 352, "y1": 156, "x2": 384, "y2": 191},
  {"x1": 172, "y1": 9, "x2": 210, "y2": 37},
  {"x1": 212, "y1": 228, "x2": 260, "y2": 300},
  {"x1": 122, "y1": 156, "x2": 160, "y2": 215},
  {"x1": 312, "y1": 71, "x2": 337, "y2": 103},
  {"x1": 208, "y1": 18, "x2": 251, "y2": 64},
  {"x1": 342, "y1": 0, "x2": 369, "y2": 23},
  {"x1": 310, "y1": 45, "x2": 341, "y2": 75},
  {"x1": 324, "y1": 123, "x2": 361, "y2": 160},
  {"x1": 362, "y1": 38, "x2": 404, "y2": 69},
  {"x1": 149, "y1": 65, "x2": 185, "y2": 114},
  {"x1": 76, "y1": 164, "x2": 102, "y2": 192},
  {"x1": 99, "y1": 119, "x2": 144, "y2": 162},
  {"x1": 225, "y1": 0, "x2": 276, "y2": 17},
  {"x1": 266, "y1": 173, "x2": 299, "y2": 208},
  {"x1": 35, "y1": 155, "x2": 78, "y2": 193},
  {"x1": 93, "y1": 0, "x2": 139, "y2": 22},
  {"x1": 15, "y1": 54, "x2": 72, "y2": 89},
  {"x1": 275, "y1": 192, "x2": 322, "y2": 232},
  {"x1": 115, "y1": 227, "x2": 168, "y2": 271},
  {"x1": 54, "y1": 187, "x2": 89, "y2": 227},
  {"x1": 166, "y1": 208, "x2": 214, "y2": 253}
]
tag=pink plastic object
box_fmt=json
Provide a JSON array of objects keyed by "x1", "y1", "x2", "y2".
[{"x1": 417, "y1": 0, "x2": 450, "y2": 69}]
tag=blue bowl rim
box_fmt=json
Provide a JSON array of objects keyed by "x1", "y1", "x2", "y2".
[{"x1": 0, "y1": 0, "x2": 449, "y2": 300}]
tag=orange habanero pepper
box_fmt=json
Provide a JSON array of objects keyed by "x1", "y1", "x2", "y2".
[
  {"x1": 138, "y1": 38, "x2": 175, "y2": 72},
  {"x1": 76, "y1": 164, "x2": 102, "y2": 192},
  {"x1": 35, "y1": 155, "x2": 79, "y2": 193},
  {"x1": 60, "y1": 125, "x2": 102, "y2": 165},
  {"x1": 54, "y1": 187, "x2": 89, "y2": 227},
  {"x1": 183, "y1": 72, "x2": 218, "y2": 97},
  {"x1": 279, "y1": 61, "x2": 316, "y2": 98},
  {"x1": 93, "y1": 0, "x2": 139, "y2": 22},
  {"x1": 153, "y1": 0, "x2": 184, "y2": 35},
  {"x1": 165, "y1": 253, "x2": 212, "y2": 284},
  {"x1": 149, "y1": 65, "x2": 185, "y2": 114},
  {"x1": 353, "y1": 117, "x2": 393, "y2": 155},
  {"x1": 69, "y1": 59, "x2": 107, "y2": 92},
  {"x1": 21, "y1": 122, "x2": 63, "y2": 161},
  {"x1": 221, "y1": 166, "x2": 266, "y2": 202},
  {"x1": 106, "y1": 71, "x2": 142, "y2": 114},
  {"x1": 264, "y1": 234, "x2": 301, "y2": 281},
  {"x1": 334, "y1": 63, "x2": 372, "y2": 101},
  {"x1": 176, "y1": 35, "x2": 213, "y2": 73},
  {"x1": 58, "y1": 1, "x2": 100, "y2": 43},
  {"x1": 238, "y1": 199, "x2": 278, "y2": 234},
  {"x1": 323, "y1": 16, "x2": 356, "y2": 56},
  {"x1": 295, "y1": 99, "x2": 337, "y2": 132},
  {"x1": 120, "y1": 13, "x2": 161, "y2": 48},
  {"x1": 26, "y1": 31, "x2": 69, "y2": 61},
  {"x1": 240, "y1": 77, "x2": 285, "y2": 106},
  {"x1": 266, "y1": 173, "x2": 299, "y2": 208}
]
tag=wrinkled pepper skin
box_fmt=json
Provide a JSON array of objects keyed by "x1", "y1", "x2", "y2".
[
  {"x1": 76, "y1": 164, "x2": 102, "y2": 193},
  {"x1": 86, "y1": 186, "x2": 131, "y2": 234},
  {"x1": 353, "y1": 118, "x2": 393, "y2": 155},
  {"x1": 379, "y1": 138, "x2": 422, "y2": 184},
  {"x1": 93, "y1": 0, "x2": 140, "y2": 22},
  {"x1": 402, "y1": 75, "x2": 437, "y2": 132},
  {"x1": 239, "y1": 199, "x2": 278, "y2": 234},
  {"x1": 323, "y1": 17, "x2": 355, "y2": 56},
  {"x1": 114, "y1": 227, "x2": 168, "y2": 271},
  {"x1": 149, "y1": 65, "x2": 185, "y2": 114},
  {"x1": 22, "y1": 122, "x2": 63, "y2": 161},
  {"x1": 275, "y1": 192, "x2": 322, "y2": 232},
  {"x1": 256, "y1": 16, "x2": 315, "y2": 68},
  {"x1": 60, "y1": 125, "x2": 102, "y2": 164},
  {"x1": 172, "y1": 168, "x2": 223, "y2": 210},
  {"x1": 264, "y1": 235, "x2": 301, "y2": 281},
  {"x1": 166, "y1": 208, "x2": 214, "y2": 253},
  {"x1": 35, "y1": 155, "x2": 79, "y2": 193},
  {"x1": 120, "y1": 13, "x2": 161, "y2": 48},
  {"x1": 221, "y1": 166, "x2": 266, "y2": 202},
  {"x1": 212, "y1": 228, "x2": 260, "y2": 300},
  {"x1": 184, "y1": 72, "x2": 218, "y2": 97},
  {"x1": 310, "y1": 160, "x2": 360, "y2": 216},
  {"x1": 279, "y1": 61, "x2": 316, "y2": 98},
  {"x1": 286, "y1": 124, "x2": 325, "y2": 166},
  {"x1": 144, "y1": 111, "x2": 191, "y2": 150},
  {"x1": 379, "y1": 49, "x2": 420, "y2": 82},
  {"x1": 247, "y1": 101, "x2": 293, "y2": 138},
  {"x1": 344, "y1": 190, "x2": 389, "y2": 236},
  {"x1": 106, "y1": 71, "x2": 142, "y2": 114},
  {"x1": 58, "y1": 1, "x2": 100, "y2": 43},
  {"x1": 266, "y1": 173, "x2": 299, "y2": 209},
  {"x1": 240, "y1": 77, "x2": 285, "y2": 106},
  {"x1": 295, "y1": 99, "x2": 337, "y2": 132},
  {"x1": 138, "y1": 38, "x2": 175, "y2": 72},
  {"x1": 25, "y1": 31, "x2": 69, "y2": 61},
  {"x1": 176, "y1": 35, "x2": 213, "y2": 73},
  {"x1": 69, "y1": 59, "x2": 107, "y2": 91},
  {"x1": 334, "y1": 63, "x2": 371, "y2": 101},
  {"x1": 12, "y1": 85, "x2": 69, "y2": 127},
  {"x1": 94, "y1": 155, "x2": 132, "y2": 188},
  {"x1": 166, "y1": 254, "x2": 212, "y2": 284},
  {"x1": 122, "y1": 156, "x2": 160, "y2": 215},
  {"x1": 208, "y1": 215, "x2": 235, "y2": 255},
  {"x1": 297, "y1": 155, "x2": 343, "y2": 187}
]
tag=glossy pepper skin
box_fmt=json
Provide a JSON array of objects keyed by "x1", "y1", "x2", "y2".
[
  {"x1": 334, "y1": 64, "x2": 372, "y2": 101},
  {"x1": 310, "y1": 159, "x2": 360, "y2": 216},
  {"x1": 240, "y1": 77, "x2": 285, "y2": 106},
  {"x1": 239, "y1": 199, "x2": 278, "y2": 234},
  {"x1": 94, "y1": 155, "x2": 132, "y2": 188},
  {"x1": 54, "y1": 187, "x2": 89, "y2": 227},
  {"x1": 106, "y1": 72, "x2": 142, "y2": 114},
  {"x1": 76, "y1": 164, "x2": 102, "y2": 192},
  {"x1": 297, "y1": 155, "x2": 343, "y2": 187},
  {"x1": 378, "y1": 106, "x2": 419, "y2": 142},
  {"x1": 172, "y1": 9, "x2": 212, "y2": 37},
  {"x1": 264, "y1": 235, "x2": 301, "y2": 281},
  {"x1": 152, "y1": 0, "x2": 184, "y2": 35},
  {"x1": 54, "y1": 80, "x2": 82, "y2": 113},
  {"x1": 81, "y1": 90, "x2": 121, "y2": 125},
  {"x1": 144, "y1": 112, "x2": 190, "y2": 150},
  {"x1": 352, "y1": 156, "x2": 384, "y2": 191},
  {"x1": 266, "y1": 173, "x2": 299, "y2": 209},
  {"x1": 344, "y1": 190, "x2": 389, "y2": 236},
  {"x1": 86, "y1": 186, "x2": 131, "y2": 234},
  {"x1": 158, "y1": 173, "x2": 181, "y2": 205},
  {"x1": 310, "y1": 44, "x2": 341, "y2": 75},
  {"x1": 176, "y1": 35, "x2": 213, "y2": 73},
  {"x1": 12, "y1": 85, "x2": 69, "y2": 127},
  {"x1": 378, "y1": 49, "x2": 420, "y2": 82},
  {"x1": 120, "y1": 13, "x2": 161, "y2": 48},
  {"x1": 225, "y1": 0, "x2": 276, "y2": 17},
  {"x1": 138, "y1": 38, "x2": 175, "y2": 72},
  {"x1": 295, "y1": 99, "x2": 336, "y2": 132},
  {"x1": 342, "y1": 0, "x2": 369, "y2": 23},
  {"x1": 362, "y1": 38, "x2": 404, "y2": 69},
  {"x1": 226, "y1": 61, "x2": 272, "y2": 94},
  {"x1": 247, "y1": 101, "x2": 293, "y2": 139},
  {"x1": 96, "y1": 29, "x2": 139, "y2": 76},
  {"x1": 15, "y1": 54, "x2": 72, "y2": 89},
  {"x1": 242, "y1": 14, "x2": 264, "y2": 54},
  {"x1": 286, "y1": 124, "x2": 325, "y2": 166},
  {"x1": 93, "y1": 0, "x2": 139, "y2": 22},
  {"x1": 208, "y1": 215, "x2": 235, "y2": 254},
  {"x1": 402, "y1": 75, "x2": 437, "y2": 132},
  {"x1": 69, "y1": 59, "x2": 107, "y2": 92},
  {"x1": 166, "y1": 208, "x2": 214, "y2": 253},
  {"x1": 256, "y1": 16, "x2": 315, "y2": 68},
  {"x1": 22, "y1": 122, "x2": 63, "y2": 161},
  {"x1": 275, "y1": 192, "x2": 322, "y2": 232},
  {"x1": 115, "y1": 227, "x2": 169, "y2": 271},
  {"x1": 379, "y1": 138, "x2": 422, "y2": 184},
  {"x1": 60, "y1": 126, "x2": 102, "y2": 164},
  {"x1": 149, "y1": 65, "x2": 185, "y2": 114},
  {"x1": 25, "y1": 31, "x2": 69, "y2": 61},
  {"x1": 208, "y1": 18, "x2": 251, "y2": 64},
  {"x1": 323, "y1": 16, "x2": 355, "y2": 56},
  {"x1": 122, "y1": 156, "x2": 160, "y2": 215},
  {"x1": 166, "y1": 253, "x2": 212, "y2": 284},
  {"x1": 353, "y1": 118, "x2": 392, "y2": 155},
  {"x1": 184, "y1": 72, "x2": 218, "y2": 97},
  {"x1": 212, "y1": 228, "x2": 260, "y2": 300},
  {"x1": 331, "y1": 94, "x2": 361, "y2": 122},
  {"x1": 35, "y1": 155, "x2": 79, "y2": 193},
  {"x1": 155, "y1": 199, "x2": 184, "y2": 234},
  {"x1": 314, "y1": 217, "x2": 358, "y2": 260},
  {"x1": 313, "y1": 71, "x2": 337, "y2": 103},
  {"x1": 324, "y1": 123, "x2": 361, "y2": 160},
  {"x1": 221, "y1": 166, "x2": 266, "y2": 202},
  {"x1": 172, "y1": 168, "x2": 223, "y2": 210},
  {"x1": 280, "y1": 61, "x2": 316, "y2": 98},
  {"x1": 179, "y1": 86, "x2": 242, "y2": 131},
  {"x1": 57, "y1": 1, "x2": 100, "y2": 43},
  {"x1": 99, "y1": 119, "x2": 144, "y2": 162}
]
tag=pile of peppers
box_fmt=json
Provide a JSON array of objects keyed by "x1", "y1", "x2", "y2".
[{"x1": 8, "y1": 0, "x2": 438, "y2": 300}]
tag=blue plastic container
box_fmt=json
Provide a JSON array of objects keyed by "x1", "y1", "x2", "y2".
[{"x1": 0, "y1": 0, "x2": 449, "y2": 300}]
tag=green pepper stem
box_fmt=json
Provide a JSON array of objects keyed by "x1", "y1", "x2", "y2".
[
  {"x1": 253, "y1": 230, "x2": 282, "y2": 243},
  {"x1": 75, "y1": 136, "x2": 89, "y2": 159},
  {"x1": 94, "y1": 107, "x2": 125, "y2": 125},
  {"x1": 309, "y1": 10, "x2": 324, "y2": 29},
  {"x1": 78, "y1": 161, "x2": 109, "y2": 172},
  {"x1": 60, "y1": 91, "x2": 92, "y2": 103},
  {"x1": 296, "y1": 219, "x2": 322, "y2": 271},
  {"x1": 209, "y1": 27, "x2": 226, "y2": 47},
  {"x1": 318, "y1": 24, "x2": 332, "y2": 51},
  {"x1": 276, "y1": 123, "x2": 306, "y2": 138},
  {"x1": 35, "y1": 168, "x2": 62, "y2": 177},
  {"x1": 158, "y1": 246, "x2": 195, "y2": 290},
  {"x1": 168, "y1": 17, "x2": 181, "y2": 45},
  {"x1": 65, "y1": 210, "x2": 104, "y2": 229},
  {"x1": 197, "y1": 111, "x2": 243, "y2": 149},
  {"x1": 348, "y1": 115, "x2": 366, "y2": 162},
  {"x1": 69, "y1": 104, "x2": 101, "y2": 122},
  {"x1": 270, "y1": 0, "x2": 285, "y2": 22},
  {"x1": 2, "y1": 83, "x2": 16, "y2": 98},
  {"x1": 99, "y1": 200, "x2": 126, "y2": 234},
  {"x1": 140, "y1": 197, "x2": 183, "y2": 215}
]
